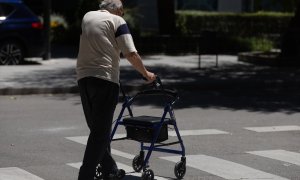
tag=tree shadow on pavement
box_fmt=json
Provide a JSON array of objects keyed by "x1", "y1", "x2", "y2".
[
  {"x1": 6, "y1": 67, "x2": 77, "y2": 89},
  {"x1": 24, "y1": 59, "x2": 300, "y2": 114},
  {"x1": 120, "y1": 63, "x2": 300, "y2": 114},
  {"x1": 176, "y1": 88, "x2": 300, "y2": 114}
]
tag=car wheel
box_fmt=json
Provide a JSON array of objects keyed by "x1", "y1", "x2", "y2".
[{"x1": 0, "y1": 40, "x2": 24, "y2": 65}]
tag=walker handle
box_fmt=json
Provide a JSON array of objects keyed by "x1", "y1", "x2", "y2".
[{"x1": 142, "y1": 76, "x2": 163, "y2": 90}]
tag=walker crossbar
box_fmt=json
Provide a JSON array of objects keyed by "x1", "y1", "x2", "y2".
[
  {"x1": 142, "y1": 146, "x2": 184, "y2": 155},
  {"x1": 153, "y1": 141, "x2": 181, "y2": 147}
]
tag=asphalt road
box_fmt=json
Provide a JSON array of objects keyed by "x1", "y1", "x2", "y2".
[{"x1": 1, "y1": 91, "x2": 300, "y2": 180}]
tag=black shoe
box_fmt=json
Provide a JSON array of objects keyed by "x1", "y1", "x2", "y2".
[{"x1": 104, "y1": 169, "x2": 125, "y2": 180}]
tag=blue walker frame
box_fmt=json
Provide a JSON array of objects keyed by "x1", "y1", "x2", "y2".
[{"x1": 110, "y1": 77, "x2": 186, "y2": 179}]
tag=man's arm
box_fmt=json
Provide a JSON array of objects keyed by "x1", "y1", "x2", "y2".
[{"x1": 124, "y1": 52, "x2": 156, "y2": 82}]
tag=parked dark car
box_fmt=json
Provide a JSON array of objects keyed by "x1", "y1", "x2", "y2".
[{"x1": 0, "y1": 0, "x2": 45, "y2": 65}]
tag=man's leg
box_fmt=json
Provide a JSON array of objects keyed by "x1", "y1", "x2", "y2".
[
  {"x1": 100, "y1": 146, "x2": 118, "y2": 176},
  {"x1": 77, "y1": 77, "x2": 119, "y2": 180}
]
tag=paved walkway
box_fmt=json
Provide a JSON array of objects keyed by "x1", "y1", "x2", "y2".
[{"x1": 0, "y1": 55, "x2": 299, "y2": 95}]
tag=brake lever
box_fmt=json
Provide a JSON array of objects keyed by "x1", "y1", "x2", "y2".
[{"x1": 154, "y1": 77, "x2": 162, "y2": 89}]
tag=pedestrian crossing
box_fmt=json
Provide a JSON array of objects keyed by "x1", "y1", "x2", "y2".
[
  {"x1": 1, "y1": 126, "x2": 300, "y2": 180},
  {"x1": 64, "y1": 126, "x2": 300, "y2": 179},
  {"x1": 65, "y1": 148, "x2": 300, "y2": 180}
]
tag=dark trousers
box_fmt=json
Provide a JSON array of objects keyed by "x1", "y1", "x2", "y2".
[{"x1": 77, "y1": 77, "x2": 119, "y2": 180}]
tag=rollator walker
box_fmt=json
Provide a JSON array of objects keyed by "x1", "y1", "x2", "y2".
[{"x1": 110, "y1": 77, "x2": 186, "y2": 180}]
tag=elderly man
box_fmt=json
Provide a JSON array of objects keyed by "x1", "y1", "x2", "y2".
[{"x1": 76, "y1": 0, "x2": 156, "y2": 179}]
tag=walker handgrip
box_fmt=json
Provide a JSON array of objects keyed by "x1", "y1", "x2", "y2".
[{"x1": 142, "y1": 76, "x2": 163, "y2": 89}]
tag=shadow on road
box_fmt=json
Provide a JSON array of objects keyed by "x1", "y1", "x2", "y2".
[
  {"x1": 120, "y1": 63, "x2": 300, "y2": 114},
  {"x1": 176, "y1": 88, "x2": 300, "y2": 114}
]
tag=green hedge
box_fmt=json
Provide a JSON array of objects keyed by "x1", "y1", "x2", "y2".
[
  {"x1": 176, "y1": 11, "x2": 293, "y2": 36},
  {"x1": 134, "y1": 35, "x2": 275, "y2": 55}
]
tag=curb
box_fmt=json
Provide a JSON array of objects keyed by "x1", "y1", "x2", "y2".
[{"x1": 0, "y1": 86, "x2": 79, "y2": 95}]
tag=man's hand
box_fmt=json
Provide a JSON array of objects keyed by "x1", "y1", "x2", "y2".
[{"x1": 143, "y1": 71, "x2": 156, "y2": 83}]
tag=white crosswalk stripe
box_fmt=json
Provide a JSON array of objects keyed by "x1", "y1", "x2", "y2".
[
  {"x1": 0, "y1": 167, "x2": 44, "y2": 180},
  {"x1": 66, "y1": 136, "x2": 135, "y2": 159},
  {"x1": 65, "y1": 129, "x2": 229, "y2": 160},
  {"x1": 111, "y1": 129, "x2": 230, "y2": 138},
  {"x1": 65, "y1": 128, "x2": 229, "y2": 145},
  {"x1": 65, "y1": 136, "x2": 87, "y2": 145},
  {"x1": 244, "y1": 125, "x2": 300, "y2": 132},
  {"x1": 247, "y1": 149, "x2": 300, "y2": 166},
  {"x1": 109, "y1": 129, "x2": 230, "y2": 138},
  {"x1": 160, "y1": 155, "x2": 289, "y2": 180},
  {"x1": 67, "y1": 162, "x2": 168, "y2": 180},
  {"x1": 168, "y1": 129, "x2": 229, "y2": 136},
  {"x1": 65, "y1": 129, "x2": 230, "y2": 160}
]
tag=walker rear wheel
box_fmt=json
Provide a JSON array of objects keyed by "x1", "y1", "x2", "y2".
[
  {"x1": 174, "y1": 161, "x2": 186, "y2": 179},
  {"x1": 132, "y1": 154, "x2": 143, "y2": 172}
]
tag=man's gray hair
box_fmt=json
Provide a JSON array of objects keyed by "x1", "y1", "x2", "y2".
[{"x1": 99, "y1": 0, "x2": 123, "y2": 11}]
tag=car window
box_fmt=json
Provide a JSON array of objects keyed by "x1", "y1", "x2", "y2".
[{"x1": 0, "y1": 3, "x2": 14, "y2": 17}]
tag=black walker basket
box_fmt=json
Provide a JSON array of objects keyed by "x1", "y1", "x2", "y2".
[
  {"x1": 109, "y1": 77, "x2": 186, "y2": 180},
  {"x1": 124, "y1": 116, "x2": 169, "y2": 143}
]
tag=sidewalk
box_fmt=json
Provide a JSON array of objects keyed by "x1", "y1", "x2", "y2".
[{"x1": 0, "y1": 55, "x2": 299, "y2": 95}]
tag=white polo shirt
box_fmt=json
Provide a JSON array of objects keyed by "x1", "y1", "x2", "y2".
[{"x1": 76, "y1": 10, "x2": 137, "y2": 84}]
